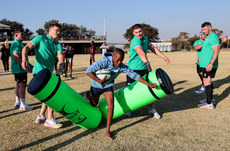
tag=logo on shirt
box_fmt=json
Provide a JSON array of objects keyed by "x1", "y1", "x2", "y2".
[{"x1": 113, "y1": 69, "x2": 119, "y2": 73}]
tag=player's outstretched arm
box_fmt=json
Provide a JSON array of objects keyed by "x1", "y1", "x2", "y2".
[
  {"x1": 138, "y1": 77, "x2": 158, "y2": 89},
  {"x1": 148, "y1": 44, "x2": 170, "y2": 64}
]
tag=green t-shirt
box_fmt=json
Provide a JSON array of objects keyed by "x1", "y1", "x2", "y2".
[
  {"x1": 194, "y1": 39, "x2": 203, "y2": 65},
  {"x1": 127, "y1": 35, "x2": 150, "y2": 70},
  {"x1": 10, "y1": 39, "x2": 28, "y2": 74},
  {"x1": 200, "y1": 32, "x2": 219, "y2": 69},
  {"x1": 31, "y1": 35, "x2": 63, "y2": 74}
]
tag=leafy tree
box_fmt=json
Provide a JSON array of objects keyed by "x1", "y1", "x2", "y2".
[
  {"x1": 212, "y1": 28, "x2": 223, "y2": 37},
  {"x1": 171, "y1": 32, "x2": 190, "y2": 50},
  {"x1": 43, "y1": 20, "x2": 95, "y2": 40},
  {"x1": 0, "y1": 19, "x2": 34, "y2": 40},
  {"x1": 123, "y1": 23, "x2": 159, "y2": 42},
  {"x1": 187, "y1": 35, "x2": 199, "y2": 46},
  {"x1": 0, "y1": 18, "x2": 23, "y2": 40},
  {"x1": 124, "y1": 43, "x2": 130, "y2": 49},
  {"x1": 107, "y1": 45, "x2": 115, "y2": 52},
  {"x1": 36, "y1": 28, "x2": 45, "y2": 35},
  {"x1": 24, "y1": 28, "x2": 34, "y2": 40},
  {"x1": 86, "y1": 29, "x2": 96, "y2": 40}
]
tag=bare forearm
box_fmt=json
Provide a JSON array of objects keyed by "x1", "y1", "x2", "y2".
[
  {"x1": 210, "y1": 50, "x2": 219, "y2": 63},
  {"x1": 13, "y1": 55, "x2": 22, "y2": 64},
  {"x1": 155, "y1": 48, "x2": 168, "y2": 60},
  {"x1": 138, "y1": 77, "x2": 151, "y2": 87},
  {"x1": 135, "y1": 46, "x2": 149, "y2": 63},
  {"x1": 149, "y1": 45, "x2": 167, "y2": 60},
  {"x1": 22, "y1": 46, "x2": 29, "y2": 61},
  {"x1": 210, "y1": 45, "x2": 220, "y2": 63},
  {"x1": 58, "y1": 54, "x2": 64, "y2": 65},
  {"x1": 87, "y1": 72, "x2": 102, "y2": 84}
]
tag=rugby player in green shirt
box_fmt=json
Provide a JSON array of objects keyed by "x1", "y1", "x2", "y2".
[
  {"x1": 194, "y1": 31, "x2": 206, "y2": 94},
  {"x1": 125, "y1": 24, "x2": 170, "y2": 119},
  {"x1": 197, "y1": 22, "x2": 221, "y2": 109},
  {"x1": 21, "y1": 22, "x2": 64, "y2": 128},
  {"x1": 10, "y1": 30, "x2": 33, "y2": 111}
]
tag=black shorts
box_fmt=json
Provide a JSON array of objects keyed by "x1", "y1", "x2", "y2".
[
  {"x1": 90, "y1": 86, "x2": 113, "y2": 97},
  {"x1": 126, "y1": 69, "x2": 148, "y2": 86},
  {"x1": 197, "y1": 64, "x2": 202, "y2": 74},
  {"x1": 200, "y1": 67, "x2": 217, "y2": 78},
  {"x1": 14, "y1": 73, "x2": 27, "y2": 83},
  {"x1": 65, "y1": 58, "x2": 73, "y2": 64}
]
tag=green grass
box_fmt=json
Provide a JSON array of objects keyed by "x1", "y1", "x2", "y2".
[{"x1": 0, "y1": 50, "x2": 230, "y2": 150}]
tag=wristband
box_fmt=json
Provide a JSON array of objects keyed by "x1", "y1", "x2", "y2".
[
  {"x1": 209, "y1": 62, "x2": 214, "y2": 65},
  {"x1": 145, "y1": 62, "x2": 152, "y2": 72}
]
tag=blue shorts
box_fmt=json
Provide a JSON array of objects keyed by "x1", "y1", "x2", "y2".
[{"x1": 90, "y1": 86, "x2": 113, "y2": 97}]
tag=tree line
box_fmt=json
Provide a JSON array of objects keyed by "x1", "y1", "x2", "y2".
[
  {"x1": 0, "y1": 19, "x2": 227, "y2": 50},
  {"x1": 122, "y1": 23, "x2": 227, "y2": 50},
  {"x1": 171, "y1": 29, "x2": 226, "y2": 50},
  {"x1": 0, "y1": 19, "x2": 96, "y2": 41}
]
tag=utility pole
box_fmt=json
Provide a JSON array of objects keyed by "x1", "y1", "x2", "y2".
[{"x1": 104, "y1": 18, "x2": 106, "y2": 40}]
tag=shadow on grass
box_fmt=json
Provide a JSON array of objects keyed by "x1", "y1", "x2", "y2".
[
  {"x1": 10, "y1": 81, "x2": 142, "y2": 150},
  {"x1": 11, "y1": 125, "x2": 81, "y2": 151},
  {"x1": 0, "y1": 102, "x2": 41, "y2": 119},
  {"x1": 0, "y1": 72, "x2": 12, "y2": 76},
  {"x1": 0, "y1": 102, "x2": 41, "y2": 115},
  {"x1": 0, "y1": 87, "x2": 15, "y2": 91},
  {"x1": 157, "y1": 75, "x2": 230, "y2": 116},
  {"x1": 10, "y1": 76, "x2": 230, "y2": 150},
  {"x1": 12, "y1": 115, "x2": 151, "y2": 151}
]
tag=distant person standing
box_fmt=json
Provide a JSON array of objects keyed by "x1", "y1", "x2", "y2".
[
  {"x1": 10, "y1": 30, "x2": 33, "y2": 111},
  {"x1": 100, "y1": 42, "x2": 109, "y2": 55},
  {"x1": 22, "y1": 22, "x2": 64, "y2": 128},
  {"x1": 64, "y1": 45, "x2": 75, "y2": 79},
  {"x1": 63, "y1": 44, "x2": 69, "y2": 77},
  {"x1": 90, "y1": 41, "x2": 96, "y2": 65},
  {"x1": 1, "y1": 43, "x2": 10, "y2": 72},
  {"x1": 194, "y1": 31, "x2": 206, "y2": 94},
  {"x1": 126, "y1": 24, "x2": 170, "y2": 119}
]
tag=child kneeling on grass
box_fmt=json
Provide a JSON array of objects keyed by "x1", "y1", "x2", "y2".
[{"x1": 85, "y1": 48, "x2": 157, "y2": 141}]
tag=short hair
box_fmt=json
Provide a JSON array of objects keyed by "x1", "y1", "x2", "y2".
[
  {"x1": 48, "y1": 21, "x2": 61, "y2": 29},
  {"x1": 13, "y1": 29, "x2": 23, "y2": 36},
  {"x1": 113, "y1": 48, "x2": 125, "y2": 59},
  {"x1": 132, "y1": 24, "x2": 142, "y2": 31},
  {"x1": 201, "y1": 22, "x2": 212, "y2": 28}
]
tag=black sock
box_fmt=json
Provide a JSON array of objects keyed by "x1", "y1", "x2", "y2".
[
  {"x1": 205, "y1": 85, "x2": 213, "y2": 104},
  {"x1": 199, "y1": 74, "x2": 204, "y2": 85}
]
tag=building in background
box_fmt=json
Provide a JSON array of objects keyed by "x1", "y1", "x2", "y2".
[{"x1": 151, "y1": 42, "x2": 172, "y2": 52}]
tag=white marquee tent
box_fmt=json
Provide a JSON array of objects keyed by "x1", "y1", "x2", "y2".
[{"x1": 0, "y1": 23, "x2": 10, "y2": 30}]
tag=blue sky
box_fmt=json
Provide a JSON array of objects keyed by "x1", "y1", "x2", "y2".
[{"x1": 1, "y1": 0, "x2": 229, "y2": 43}]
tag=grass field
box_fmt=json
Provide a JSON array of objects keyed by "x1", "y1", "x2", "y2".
[{"x1": 0, "y1": 50, "x2": 230, "y2": 151}]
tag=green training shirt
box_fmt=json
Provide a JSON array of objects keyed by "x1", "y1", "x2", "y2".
[
  {"x1": 10, "y1": 39, "x2": 28, "y2": 74},
  {"x1": 199, "y1": 32, "x2": 219, "y2": 69},
  {"x1": 194, "y1": 39, "x2": 204, "y2": 65},
  {"x1": 31, "y1": 35, "x2": 63, "y2": 74},
  {"x1": 127, "y1": 35, "x2": 150, "y2": 70}
]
